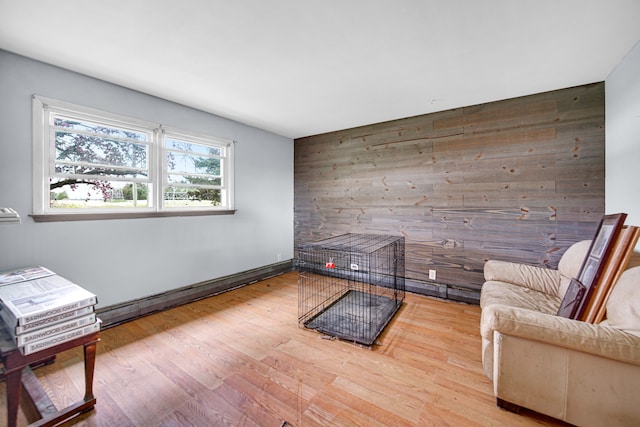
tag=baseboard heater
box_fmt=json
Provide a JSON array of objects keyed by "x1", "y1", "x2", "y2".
[
  {"x1": 96, "y1": 260, "x2": 294, "y2": 328},
  {"x1": 405, "y1": 279, "x2": 480, "y2": 305}
]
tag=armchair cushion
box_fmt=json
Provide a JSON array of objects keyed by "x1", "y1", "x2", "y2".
[
  {"x1": 483, "y1": 260, "x2": 561, "y2": 296},
  {"x1": 480, "y1": 280, "x2": 560, "y2": 314}
]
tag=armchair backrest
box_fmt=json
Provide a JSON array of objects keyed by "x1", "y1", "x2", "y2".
[
  {"x1": 557, "y1": 240, "x2": 592, "y2": 298},
  {"x1": 603, "y1": 266, "x2": 640, "y2": 337}
]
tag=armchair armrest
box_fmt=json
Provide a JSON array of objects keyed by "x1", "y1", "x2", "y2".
[
  {"x1": 484, "y1": 260, "x2": 560, "y2": 296},
  {"x1": 482, "y1": 304, "x2": 640, "y2": 366}
]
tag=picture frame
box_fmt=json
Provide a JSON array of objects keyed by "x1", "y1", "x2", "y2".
[
  {"x1": 571, "y1": 213, "x2": 627, "y2": 319},
  {"x1": 557, "y1": 278, "x2": 586, "y2": 318}
]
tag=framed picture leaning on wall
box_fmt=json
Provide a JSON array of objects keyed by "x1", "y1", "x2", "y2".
[{"x1": 571, "y1": 213, "x2": 627, "y2": 320}]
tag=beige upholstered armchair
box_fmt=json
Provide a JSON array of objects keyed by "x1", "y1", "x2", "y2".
[{"x1": 480, "y1": 240, "x2": 640, "y2": 426}]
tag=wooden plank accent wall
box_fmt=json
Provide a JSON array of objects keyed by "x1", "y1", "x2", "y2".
[{"x1": 294, "y1": 83, "x2": 605, "y2": 300}]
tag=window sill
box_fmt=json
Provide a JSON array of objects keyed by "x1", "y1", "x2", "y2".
[{"x1": 30, "y1": 210, "x2": 236, "y2": 222}]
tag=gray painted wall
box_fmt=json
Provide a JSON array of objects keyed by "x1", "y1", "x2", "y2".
[
  {"x1": 606, "y1": 40, "x2": 640, "y2": 234},
  {"x1": 0, "y1": 50, "x2": 294, "y2": 308}
]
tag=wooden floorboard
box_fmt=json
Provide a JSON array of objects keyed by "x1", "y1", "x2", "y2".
[{"x1": 0, "y1": 272, "x2": 570, "y2": 426}]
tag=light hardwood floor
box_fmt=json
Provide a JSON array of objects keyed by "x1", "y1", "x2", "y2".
[{"x1": 0, "y1": 272, "x2": 570, "y2": 426}]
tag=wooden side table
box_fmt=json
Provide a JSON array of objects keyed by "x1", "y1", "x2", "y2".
[{"x1": 0, "y1": 324, "x2": 99, "y2": 427}]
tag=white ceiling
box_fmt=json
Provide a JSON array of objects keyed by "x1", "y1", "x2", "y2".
[{"x1": 2, "y1": 1, "x2": 640, "y2": 139}]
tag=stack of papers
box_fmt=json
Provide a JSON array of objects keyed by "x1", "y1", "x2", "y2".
[{"x1": 0, "y1": 266, "x2": 100, "y2": 354}]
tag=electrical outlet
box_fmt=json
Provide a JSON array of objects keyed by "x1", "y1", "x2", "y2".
[
  {"x1": 277, "y1": 253, "x2": 282, "y2": 261},
  {"x1": 429, "y1": 269, "x2": 436, "y2": 280}
]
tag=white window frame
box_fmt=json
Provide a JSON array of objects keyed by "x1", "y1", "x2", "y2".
[
  {"x1": 32, "y1": 95, "x2": 235, "y2": 221},
  {"x1": 160, "y1": 126, "x2": 235, "y2": 212}
]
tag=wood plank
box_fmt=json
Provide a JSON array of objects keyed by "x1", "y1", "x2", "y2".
[{"x1": 432, "y1": 99, "x2": 558, "y2": 131}]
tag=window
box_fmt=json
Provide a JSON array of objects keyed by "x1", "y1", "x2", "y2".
[{"x1": 32, "y1": 95, "x2": 234, "y2": 220}]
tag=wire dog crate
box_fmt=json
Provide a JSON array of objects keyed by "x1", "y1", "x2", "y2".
[{"x1": 297, "y1": 233, "x2": 405, "y2": 346}]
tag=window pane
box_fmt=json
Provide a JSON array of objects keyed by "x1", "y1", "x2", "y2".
[
  {"x1": 49, "y1": 179, "x2": 151, "y2": 209},
  {"x1": 167, "y1": 174, "x2": 221, "y2": 186},
  {"x1": 164, "y1": 186, "x2": 221, "y2": 207},
  {"x1": 167, "y1": 152, "x2": 220, "y2": 176},
  {"x1": 54, "y1": 164, "x2": 148, "y2": 180},
  {"x1": 56, "y1": 131, "x2": 148, "y2": 169},
  {"x1": 54, "y1": 117, "x2": 148, "y2": 141},
  {"x1": 165, "y1": 138, "x2": 222, "y2": 156}
]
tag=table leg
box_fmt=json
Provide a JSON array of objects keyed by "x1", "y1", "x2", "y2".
[
  {"x1": 6, "y1": 368, "x2": 23, "y2": 427},
  {"x1": 82, "y1": 340, "x2": 97, "y2": 403}
]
